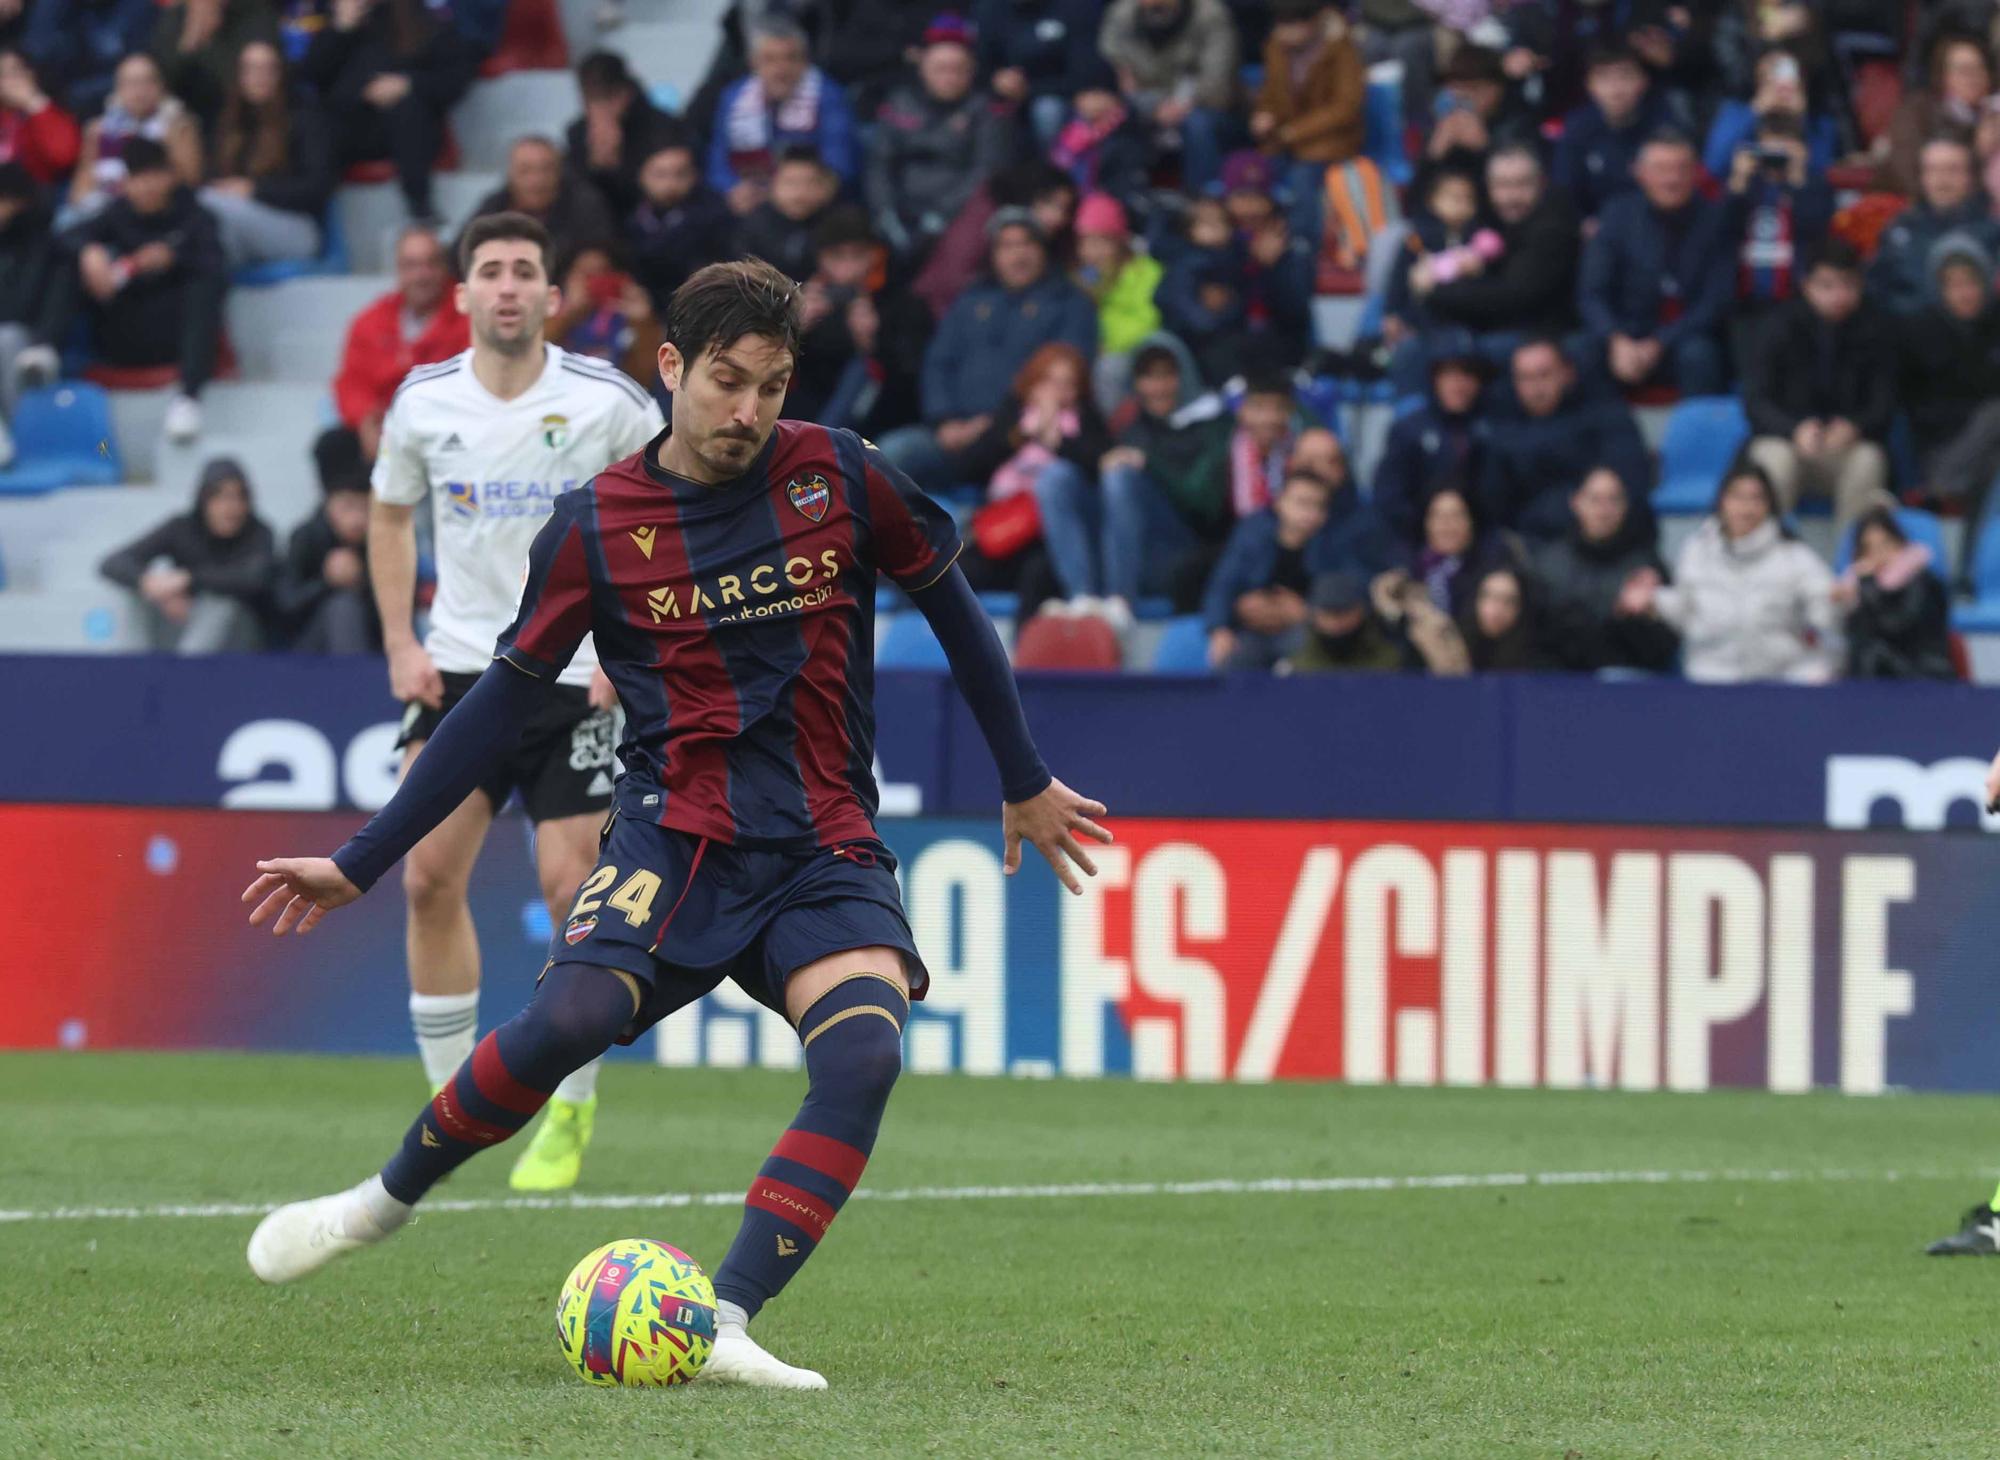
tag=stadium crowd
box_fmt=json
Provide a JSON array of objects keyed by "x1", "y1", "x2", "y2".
[{"x1": 1, "y1": 0, "x2": 1994, "y2": 679}]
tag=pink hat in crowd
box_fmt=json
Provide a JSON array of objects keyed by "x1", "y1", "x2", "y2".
[{"x1": 1074, "y1": 192, "x2": 1130, "y2": 239}]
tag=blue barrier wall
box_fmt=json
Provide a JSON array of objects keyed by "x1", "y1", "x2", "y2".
[{"x1": 9, "y1": 654, "x2": 2000, "y2": 829}]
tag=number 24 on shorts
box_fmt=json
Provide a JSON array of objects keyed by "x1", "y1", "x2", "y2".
[{"x1": 569, "y1": 865, "x2": 661, "y2": 928}]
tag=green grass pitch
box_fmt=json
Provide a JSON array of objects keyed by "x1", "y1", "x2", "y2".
[{"x1": 4, "y1": 1052, "x2": 1999, "y2": 1459}]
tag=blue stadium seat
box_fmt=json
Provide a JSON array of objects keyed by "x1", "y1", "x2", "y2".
[
  {"x1": 1953, "y1": 515, "x2": 2000, "y2": 632},
  {"x1": 232, "y1": 206, "x2": 350, "y2": 287},
  {"x1": 877, "y1": 612, "x2": 950, "y2": 670},
  {"x1": 1363, "y1": 77, "x2": 1410, "y2": 185},
  {"x1": 976, "y1": 591, "x2": 1019, "y2": 619},
  {"x1": 1654, "y1": 396, "x2": 1749, "y2": 515},
  {"x1": 1151, "y1": 614, "x2": 1213, "y2": 673},
  {"x1": 1832, "y1": 507, "x2": 1947, "y2": 575},
  {"x1": 0, "y1": 384, "x2": 121, "y2": 494},
  {"x1": 1134, "y1": 596, "x2": 1175, "y2": 621},
  {"x1": 648, "y1": 82, "x2": 681, "y2": 114}
]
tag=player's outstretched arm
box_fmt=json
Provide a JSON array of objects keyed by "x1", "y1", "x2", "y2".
[
  {"x1": 1987, "y1": 745, "x2": 2000, "y2": 814},
  {"x1": 239, "y1": 661, "x2": 549, "y2": 935},
  {"x1": 909, "y1": 563, "x2": 1113, "y2": 894}
]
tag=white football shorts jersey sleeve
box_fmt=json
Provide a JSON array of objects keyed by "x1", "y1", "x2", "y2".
[{"x1": 370, "y1": 346, "x2": 665, "y2": 688}]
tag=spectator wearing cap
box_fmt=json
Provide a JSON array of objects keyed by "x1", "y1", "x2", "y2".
[
  {"x1": 737, "y1": 145, "x2": 839, "y2": 282},
  {"x1": 707, "y1": 15, "x2": 859, "y2": 215},
  {"x1": 65, "y1": 52, "x2": 204, "y2": 227},
  {"x1": 1529, "y1": 467, "x2": 1679, "y2": 674},
  {"x1": 865, "y1": 18, "x2": 1012, "y2": 264},
  {"x1": 1742, "y1": 241, "x2": 1894, "y2": 530},
  {"x1": 1072, "y1": 191, "x2": 1162, "y2": 407},
  {"x1": 299, "y1": 0, "x2": 479, "y2": 225},
  {"x1": 879, "y1": 205, "x2": 1097, "y2": 489},
  {"x1": 1481, "y1": 338, "x2": 1650, "y2": 540},
  {"x1": 1097, "y1": 0, "x2": 1240, "y2": 193},
  {"x1": 1204, "y1": 466, "x2": 1378, "y2": 669},
  {"x1": 461, "y1": 136, "x2": 618, "y2": 281},
  {"x1": 276, "y1": 467, "x2": 378, "y2": 655},
  {"x1": 1248, "y1": 0, "x2": 1363, "y2": 199},
  {"x1": 0, "y1": 47, "x2": 77, "y2": 187},
  {"x1": 1048, "y1": 56, "x2": 1152, "y2": 212},
  {"x1": 318, "y1": 224, "x2": 466, "y2": 475},
  {"x1": 60, "y1": 135, "x2": 226, "y2": 444},
  {"x1": 1868, "y1": 136, "x2": 2000, "y2": 319},
  {"x1": 1281, "y1": 570, "x2": 1403, "y2": 673},
  {"x1": 626, "y1": 138, "x2": 736, "y2": 311},
  {"x1": 0, "y1": 161, "x2": 61, "y2": 466},
  {"x1": 566, "y1": 49, "x2": 693, "y2": 221},
  {"x1": 197, "y1": 38, "x2": 334, "y2": 268},
  {"x1": 1901, "y1": 233, "x2": 2000, "y2": 508},
  {"x1": 785, "y1": 205, "x2": 932, "y2": 432},
  {"x1": 1158, "y1": 186, "x2": 1314, "y2": 384},
  {"x1": 21, "y1": 0, "x2": 154, "y2": 119},
  {"x1": 1578, "y1": 132, "x2": 1732, "y2": 397},
  {"x1": 1097, "y1": 343, "x2": 1233, "y2": 608},
  {"x1": 1396, "y1": 145, "x2": 1578, "y2": 388},
  {"x1": 149, "y1": 0, "x2": 284, "y2": 127},
  {"x1": 973, "y1": 0, "x2": 1101, "y2": 149},
  {"x1": 1551, "y1": 43, "x2": 1677, "y2": 223},
  {"x1": 1373, "y1": 352, "x2": 1491, "y2": 544},
  {"x1": 99, "y1": 456, "x2": 276, "y2": 653}
]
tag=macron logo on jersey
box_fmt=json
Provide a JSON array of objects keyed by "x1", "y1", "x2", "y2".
[{"x1": 441, "y1": 478, "x2": 579, "y2": 520}]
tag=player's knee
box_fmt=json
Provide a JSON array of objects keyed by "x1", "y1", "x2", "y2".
[
  {"x1": 811, "y1": 1011, "x2": 903, "y2": 1101},
  {"x1": 403, "y1": 855, "x2": 469, "y2": 915},
  {"x1": 519, "y1": 966, "x2": 632, "y2": 1062}
]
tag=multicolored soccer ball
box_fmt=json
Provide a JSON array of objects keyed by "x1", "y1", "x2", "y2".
[{"x1": 555, "y1": 1238, "x2": 717, "y2": 1386}]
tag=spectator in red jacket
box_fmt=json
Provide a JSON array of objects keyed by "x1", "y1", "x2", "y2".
[
  {"x1": 0, "y1": 47, "x2": 78, "y2": 187},
  {"x1": 319, "y1": 224, "x2": 467, "y2": 479}
]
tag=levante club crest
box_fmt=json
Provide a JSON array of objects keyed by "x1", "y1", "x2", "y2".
[{"x1": 787, "y1": 473, "x2": 831, "y2": 522}]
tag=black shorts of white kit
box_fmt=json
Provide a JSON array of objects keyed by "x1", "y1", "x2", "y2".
[{"x1": 396, "y1": 669, "x2": 617, "y2": 823}]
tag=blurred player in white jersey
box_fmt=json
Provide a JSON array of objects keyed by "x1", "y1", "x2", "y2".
[{"x1": 368, "y1": 211, "x2": 663, "y2": 1190}]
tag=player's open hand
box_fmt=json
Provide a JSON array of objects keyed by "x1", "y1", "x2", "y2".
[
  {"x1": 1003, "y1": 779, "x2": 1112, "y2": 896},
  {"x1": 243, "y1": 857, "x2": 361, "y2": 936}
]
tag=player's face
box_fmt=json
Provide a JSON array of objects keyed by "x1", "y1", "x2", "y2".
[
  {"x1": 457, "y1": 240, "x2": 557, "y2": 356},
  {"x1": 660, "y1": 334, "x2": 794, "y2": 481}
]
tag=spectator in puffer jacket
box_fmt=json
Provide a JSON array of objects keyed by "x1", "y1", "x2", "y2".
[
  {"x1": 1480, "y1": 339, "x2": 1650, "y2": 541},
  {"x1": 1098, "y1": 0, "x2": 1240, "y2": 193},
  {"x1": 1551, "y1": 42, "x2": 1678, "y2": 223},
  {"x1": 1868, "y1": 136, "x2": 2000, "y2": 319},
  {"x1": 865, "y1": 19, "x2": 1012, "y2": 264},
  {"x1": 1742, "y1": 241, "x2": 1895, "y2": 530},
  {"x1": 0, "y1": 48, "x2": 78, "y2": 187},
  {"x1": 1630, "y1": 462, "x2": 1840, "y2": 683},
  {"x1": 879, "y1": 207, "x2": 1097, "y2": 489},
  {"x1": 1529, "y1": 467, "x2": 1679, "y2": 674},
  {"x1": 625, "y1": 139, "x2": 736, "y2": 312},
  {"x1": 1835, "y1": 506, "x2": 1955, "y2": 681},
  {"x1": 99, "y1": 455, "x2": 276, "y2": 652},
  {"x1": 1373, "y1": 352, "x2": 1491, "y2": 546},
  {"x1": 1098, "y1": 343, "x2": 1233, "y2": 609},
  {"x1": 973, "y1": 0, "x2": 1101, "y2": 148},
  {"x1": 1577, "y1": 133, "x2": 1733, "y2": 396},
  {"x1": 1204, "y1": 466, "x2": 1384, "y2": 668}
]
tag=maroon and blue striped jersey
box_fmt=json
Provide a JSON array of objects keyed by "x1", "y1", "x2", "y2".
[{"x1": 495, "y1": 419, "x2": 961, "y2": 851}]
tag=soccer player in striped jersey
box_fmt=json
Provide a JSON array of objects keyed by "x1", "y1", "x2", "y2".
[
  {"x1": 368, "y1": 211, "x2": 662, "y2": 1192},
  {"x1": 241, "y1": 258, "x2": 1110, "y2": 1388}
]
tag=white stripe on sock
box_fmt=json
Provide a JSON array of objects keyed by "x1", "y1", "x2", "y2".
[{"x1": 410, "y1": 991, "x2": 479, "y2": 1089}]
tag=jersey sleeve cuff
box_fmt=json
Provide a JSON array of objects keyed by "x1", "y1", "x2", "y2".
[
  {"x1": 495, "y1": 646, "x2": 559, "y2": 680},
  {"x1": 897, "y1": 541, "x2": 965, "y2": 594},
  {"x1": 1002, "y1": 766, "x2": 1053, "y2": 804}
]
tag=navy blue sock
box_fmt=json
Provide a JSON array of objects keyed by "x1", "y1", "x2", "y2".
[
  {"x1": 712, "y1": 973, "x2": 908, "y2": 1320},
  {"x1": 379, "y1": 963, "x2": 634, "y2": 1205}
]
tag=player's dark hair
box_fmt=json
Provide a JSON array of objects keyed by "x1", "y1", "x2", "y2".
[
  {"x1": 457, "y1": 210, "x2": 554, "y2": 279},
  {"x1": 668, "y1": 258, "x2": 804, "y2": 371}
]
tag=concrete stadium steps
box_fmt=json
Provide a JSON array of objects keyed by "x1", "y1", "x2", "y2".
[
  {"x1": 106, "y1": 387, "x2": 174, "y2": 482},
  {"x1": 154, "y1": 422, "x2": 323, "y2": 537},
  {"x1": 0, "y1": 586, "x2": 144, "y2": 650},
  {"x1": 451, "y1": 71, "x2": 582, "y2": 171},
  {"x1": 0, "y1": 481, "x2": 185, "y2": 590},
  {"x1": 558, "y1": 0, "x2": 727, "y2": 100},
  {"x1": 338, "y1": 170, "x2": 500, "y2": 274},
  {"x1": 226, "y1": 276, "x2": 389, "y2": 384}
]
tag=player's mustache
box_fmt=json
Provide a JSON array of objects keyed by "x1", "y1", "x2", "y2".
[{"x1": 715, "y1": 428, "x2": 758, "y2": 442}]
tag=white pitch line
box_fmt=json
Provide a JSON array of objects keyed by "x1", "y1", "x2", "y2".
[{"x1": 0, "y1": 1166, "x2": 1969, "y2": 1226}]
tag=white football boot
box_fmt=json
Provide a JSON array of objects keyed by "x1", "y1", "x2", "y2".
[
  {"x1": 247, "y1": 1175, "x2": 411, "y2": 1283},
  {"x1": 701, "y1": 1322, "x2": 828, "y2": 1390}
]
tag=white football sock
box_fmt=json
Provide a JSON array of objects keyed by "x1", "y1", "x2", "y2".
[
  {"x1": 353, "y1": 1174, "x2": 414, "y2": 1233},
  {"x1": 551, "y1": 1057, "x2": 601, "y2": 1105},
  {"x1": 410, "y1": 991, "x2": 478, "y2": 1088},
  {"x1": 717, "y1": 1299, "x2": 750, "y2": 1331}
]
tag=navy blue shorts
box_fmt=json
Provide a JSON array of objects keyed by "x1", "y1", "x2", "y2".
[{"x1": 545, "y1": 809, "x2": 927, "y2": 1041}]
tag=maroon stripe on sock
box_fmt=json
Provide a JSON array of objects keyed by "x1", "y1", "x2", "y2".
[
  {"x1": 772, "y1": 1128, "x2": 868, "y2": 1194},
  {"x1": 433, "y1": 1082, "x2": 516, "y2": 1146},
  {"x1": 470, "y1": 1032, "x2": 545, "y2": 1116},
  {"x1": 744, "y1": 1176, "x2": 836, "y2": 1242}
]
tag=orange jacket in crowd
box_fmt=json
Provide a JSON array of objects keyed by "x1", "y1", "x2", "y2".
[
  {"x1": 1257, "y1": 15, "x2": 1365, "y2": 165},
  {"x1": 331, "y1": 291, "x2": 471, "y2": 429}
]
